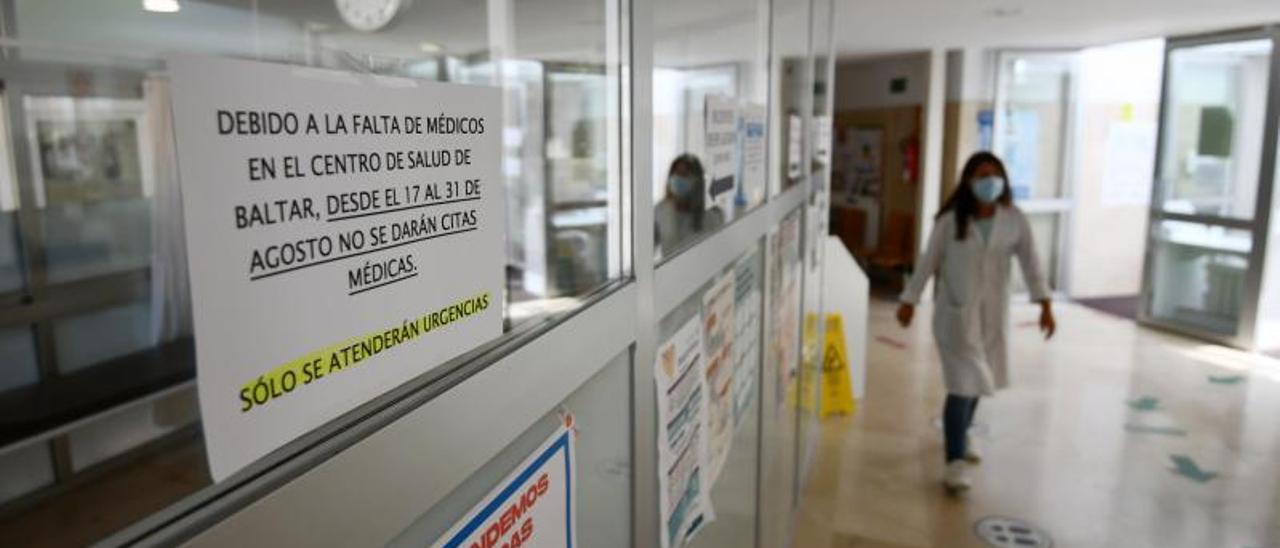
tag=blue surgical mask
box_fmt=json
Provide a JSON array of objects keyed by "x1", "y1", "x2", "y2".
[
  {"x1": 972, "y1": 175, "x2": 1005, "y2": 204},
  {"x1": 669, "y1": 175, "x2": 695, "y2": 198}
]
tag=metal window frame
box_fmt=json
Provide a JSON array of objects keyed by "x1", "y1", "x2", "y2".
[{"x1": 1137, "y1": 25, "x2": 1280, "y2": 350}]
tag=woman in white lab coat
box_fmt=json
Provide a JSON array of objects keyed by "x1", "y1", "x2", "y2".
[{"x1": 896, "y1": 151, "x2": 1056, "y2": 493}]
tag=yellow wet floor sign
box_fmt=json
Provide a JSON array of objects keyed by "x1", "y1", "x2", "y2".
[{"x1": 821, "y1": 313, "x2": 856, "y2": 417}]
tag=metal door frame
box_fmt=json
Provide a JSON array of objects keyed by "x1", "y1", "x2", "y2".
[{"x1": 1137, "y1": 26, "x2": 1280, "y2": 350}]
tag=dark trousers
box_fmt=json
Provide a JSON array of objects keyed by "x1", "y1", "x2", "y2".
[{"x1": 944, "y1": 394, "x2": 980, "y2": 463}]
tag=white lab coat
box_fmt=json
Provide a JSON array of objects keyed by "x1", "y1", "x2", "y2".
[{"x1": 900, "y1": 206, "x2": 1049, "y2": 397}]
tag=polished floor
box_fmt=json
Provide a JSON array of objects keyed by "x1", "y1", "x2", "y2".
[{"x1": 794, "y1": 298, "x2": 1280, "y2": 548}]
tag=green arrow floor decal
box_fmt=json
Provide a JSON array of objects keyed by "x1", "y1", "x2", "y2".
[
  {"x1": 1127, "y1": 396, "x2": 1160, "y2": 411},
  {"x1": 1125, "y1": 424, "x2": 1186, "y2": 436},
  {"x1": 1208, "y1": 375, "x2": 1246, "y2": 385},
  {"x1": 1170, "y1": 454, "x2": 1217, "y2": 483}
]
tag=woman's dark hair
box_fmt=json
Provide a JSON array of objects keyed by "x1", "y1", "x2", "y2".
[
  {"x1": 667, "y1": 153, "x2": 707, "y2": 208},
  {"x1": 936, "y1": 151, "x2": 1013, "y2": 240}
]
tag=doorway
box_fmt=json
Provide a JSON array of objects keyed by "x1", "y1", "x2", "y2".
[{"x1": 1140, "y1": 29, "x2": 1280, "y2": 349}]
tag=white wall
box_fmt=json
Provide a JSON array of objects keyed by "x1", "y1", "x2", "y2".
[
  {"x1": 833, "y1": 53, "x2": 929, "y2": 111},
  {"x1": 1067, "y1": 38, "x2": 1164, "y2": 298}
]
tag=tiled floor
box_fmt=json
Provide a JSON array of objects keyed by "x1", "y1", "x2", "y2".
[{"x1": 793, "y1": 298, "x2": 1280, "y2": 548}]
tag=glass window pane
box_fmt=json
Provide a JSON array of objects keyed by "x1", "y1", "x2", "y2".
[
  {"x1": 1158, "y1": 39, "x2": 1273, "y2": 219},
  {"x1": 772, "y1": 0, "x2": 812, "y2": 198},
  {"x1": 66, "y1": 388, "x2": 198, "y2": 471},
  {"x1": 26, "y1": 96, "x2": 154, "y2": 284},
  {"x1": 389, "y1": 350, "x2": 631, "y2": 547},
  {"x1": 1148, "y1": 220, "x2": 1252, "y2": 335},
  {"x1": 0, "y1": 0, "x2": 625, "y2": 543},
  {"x1": 53, "y1": 299, "x2": 152, "y2": 375},
  {"x1": 678, "y1": 243, "x2": 764, "y2": 548},
  {"x1": 652, "y1": 0, "x2": 770, "y2": 260},
  {"x1": 996, "y1": 55, "x2": 1074, "y2": 200},
  {"x1": 0, "y1": 443, "x2": 54, "y2": 506},
  {"x1": 0, "y1": 327, "x2": 40, "y2": 393},
  {"x1": 0, "y1": 213, "x2": 24, "y2": 293}
]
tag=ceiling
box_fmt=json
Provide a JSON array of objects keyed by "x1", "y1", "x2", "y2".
[
  {"x1": 834, "y1": 0, "x2": 1280, "y2": 56},
  {"x1": 16, "y1": 0, "x2": 1280, "y2": 68}
]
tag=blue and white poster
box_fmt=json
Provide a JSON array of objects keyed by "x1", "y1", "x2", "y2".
[{"x1": 431, "y1": 425, "x2": 575, "y2": 548}]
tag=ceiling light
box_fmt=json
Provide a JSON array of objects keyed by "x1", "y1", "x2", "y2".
[
  {"x1": 419, "y1": 42, "x2": 444, "y2": 54},
  {"x1": 142, "y1": 0, "x2": 180, "y2": 13}
]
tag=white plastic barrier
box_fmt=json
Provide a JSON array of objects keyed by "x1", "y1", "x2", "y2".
[{"x1": 822, "y1": 235, "x2": 869, "y2": 399}]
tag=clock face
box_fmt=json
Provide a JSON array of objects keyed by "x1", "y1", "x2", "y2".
[{"x1": 335, "y1": 0, "x2": 402, "y2": 32}]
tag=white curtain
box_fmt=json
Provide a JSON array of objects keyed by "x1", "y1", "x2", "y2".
[{"x1": 145, "y1": 76, "x2": 192, "y2": 343}]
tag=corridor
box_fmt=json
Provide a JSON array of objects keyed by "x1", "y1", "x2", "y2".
[{"x1": 795, "y1": 299, "x2": 1280, "y2": 548}]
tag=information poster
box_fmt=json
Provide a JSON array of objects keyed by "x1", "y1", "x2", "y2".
[
  {"x1": 787, "y1": 115, "x2": 803, "y2": 180},
  {"x1": 731, "y1": 254, "x2": 760, "y2": 430},
  {"x1": 430, "y1": 425, "x2": 575, "y2": 548},
  {"x1": 701, "y1": 272, "x2": 736, "y2": 484},
  {"x1": 169, "y1": 56, "x2": 504, "y2": 480},
  {"x1": 738, "y1": 104, "x2": 767, "y2": 209},
  {"x1": 768, "y1": 212, "x2": 802, "y2": 408},
  {"x1": 704, "y1": 95, "x2": 738, "y2": 213},
  {"x1": 655, "y1": 317, "x2": 715, "y2": 548}
]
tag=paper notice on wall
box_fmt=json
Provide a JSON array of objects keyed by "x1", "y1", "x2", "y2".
[
  {"x1": 787, "y1": 114, "x2": 803, "y2": 180},
  {"x1": 813, "y1": 115, "x2": 832, "y2": 167},
  {"x1": 168, "y1": 55, "x2": 504, "y2": 480},
  {"x1": 655, "y1": 317, "x2": 715, "y2": 548},
  {"x1": 731, "y1": 254, "x2": 760, "y2": 430},
  {"x1": 704, "y1": 95, "x2": 737, "y2": 212},
  {"x1": 768, "y1": 212, "x2": 802, "y2": 409},
  {"x1": 1101, "y1": 121, "x2": 1157, "y2": 207},
  {"x1": 739, "y1": 104, "x2": 767, "y2": 209},
  {"x1": 701, "y1": 272, "x2": 736, "y2": 484},
  {"x1": 430, "y1": 425, "x2": 575, "y2": 548}
]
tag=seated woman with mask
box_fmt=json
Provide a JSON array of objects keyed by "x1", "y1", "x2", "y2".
[{"x1": 654, "y1": 153, "x2": 724, "y2": 257}]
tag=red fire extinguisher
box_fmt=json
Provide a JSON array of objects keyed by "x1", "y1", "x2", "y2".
[{"x1": 900, "y1": 133, "x2": 920, "y2": 184}]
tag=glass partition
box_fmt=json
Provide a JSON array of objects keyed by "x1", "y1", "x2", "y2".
[
  {"x1": 388, "y1": 350, "x2": 632, "y2": 548},
  {"x1": 661, "y1": 242, "x2": 764, "y2": 548},
  {"x1": 0, "y1": 0, "x2": 843, "y2": 545},
  {"x1": 651, "y1": 0, "x2": 769, "y2": 260},
  {"x1": 0, "y1": 0, "x2": 624, "y2": 543}
]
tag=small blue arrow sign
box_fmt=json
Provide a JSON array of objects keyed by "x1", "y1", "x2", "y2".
[
  {"x1": 1127, "y1": 396, "x2": 1160, "y2": 411},
  {"x1": 1170, "y1": 454, "x2": 1217, "y2": 483}
]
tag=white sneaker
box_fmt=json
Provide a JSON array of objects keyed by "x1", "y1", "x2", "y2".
[
  {"x1": 943, "y1": 461, "x2": 971, "y2": 493},
  {"x1": 964, "y1": 436, "x2": 982, "y2": 464}
]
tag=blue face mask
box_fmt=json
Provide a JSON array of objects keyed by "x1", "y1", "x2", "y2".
[
  {"x1": 669, "y1": 175, "x2": 695, "y2": 198},
  {"x1": 972, "y1": 175, "x2": 1005, "y2": 204}
]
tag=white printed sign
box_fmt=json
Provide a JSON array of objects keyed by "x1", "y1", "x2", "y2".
[
  {"x1": 1101, "y1": 121, "x2": 1157, "y2": 207},
  {"x1": 731, "y1": 254, "x2": 760, "y2": 429},
  {"x1": 169, "y1": 55, "x2": 505, "y2": 480},
  {"x1": 704, "y1": 95, "x2": 737, "y2": 212},
  {"x1": 655, "y1": 316, "x2": 715, "y2": 548},
  {"x1": 787, "y1": 114, "x2": 803, "y2": 181},
  {"x1": 701, "y1": 272, "x2": 735, "y2": 484},
  {"x1": 430, "y1": 425, "x2": 575, "y2": 548}
]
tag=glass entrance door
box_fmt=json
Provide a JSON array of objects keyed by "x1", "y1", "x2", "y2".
[
  {"x1": 993, "y1": 51, "x2": 1078, "y2": 294},
  {"x1": 1140, "y1": 32, "x2": 1278, "y2": 347}
]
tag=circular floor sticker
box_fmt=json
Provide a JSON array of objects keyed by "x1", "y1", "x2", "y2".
[{"x1": 974, "y1": 516, "x2": 1052, "y2": 548}]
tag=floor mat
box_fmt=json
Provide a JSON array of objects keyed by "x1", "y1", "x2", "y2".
[{"x1": 1076, "y1": 295, "x2": 1140, "y2": 321}]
